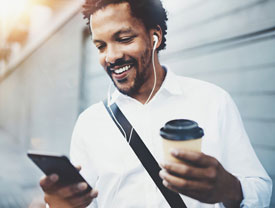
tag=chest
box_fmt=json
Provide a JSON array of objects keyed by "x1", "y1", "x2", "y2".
[{"x1": 87, "y1": 102, "x2": 222, "y2": 177}]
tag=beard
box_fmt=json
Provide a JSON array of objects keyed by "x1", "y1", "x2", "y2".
[{"x1": 107, "y1": 47, "x2": 152, "y2": 97}]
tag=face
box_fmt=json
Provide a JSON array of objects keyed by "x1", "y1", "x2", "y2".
[{"x1": 91, "y1": 2, "x2": 154, "y2": 97}]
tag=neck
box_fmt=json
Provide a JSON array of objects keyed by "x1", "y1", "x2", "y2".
[{"x1": 132, "y1": 58, "x2": 166, "y2": 104}]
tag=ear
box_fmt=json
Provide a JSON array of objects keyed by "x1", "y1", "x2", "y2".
[{"x1": 150, "y1": 25, "x2": 162, "y2": 50}]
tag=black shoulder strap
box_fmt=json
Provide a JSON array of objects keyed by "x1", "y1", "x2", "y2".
[{"x1": 103, "y1": 99, "x2": 187, "y2": 208}]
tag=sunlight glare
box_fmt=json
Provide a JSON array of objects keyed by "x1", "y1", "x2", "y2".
[{"x1": 0, "y1": 0, "x2": 29, "y2": 19}]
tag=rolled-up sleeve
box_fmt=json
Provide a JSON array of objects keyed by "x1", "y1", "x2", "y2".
[{"x1": 218, "y1": 92, "x2": 272, "y2": 207}]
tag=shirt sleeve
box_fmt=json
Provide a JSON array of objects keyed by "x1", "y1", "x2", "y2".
[
  {"x1": 70, "y1": 115, "x2": 99, "y2": 208},
  {"x1": 218, "y1": 92, "x2": 272, "y2": 207}
]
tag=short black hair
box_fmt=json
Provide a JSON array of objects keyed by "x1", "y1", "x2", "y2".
[{"x1": 82, "y1": 0, "x2": 168, "y2": 52}]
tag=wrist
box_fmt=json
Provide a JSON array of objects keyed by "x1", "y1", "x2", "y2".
[{"x1": 223, "y1": 175, "x2": 243, "y2": 208}]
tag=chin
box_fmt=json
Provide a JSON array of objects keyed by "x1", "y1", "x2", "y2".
[
  {"x1": 112, "y1": 78, "x2": 133, "y2": 95},
  {"x1": 112, "y1": 74, "x2": 143, "y2": 97},
  {"x1": 117, "y1": 86, "x2": 134, "y2": 96},
  {"x1": 115, "y1": 83, "x2": 137, "y2": 96}
]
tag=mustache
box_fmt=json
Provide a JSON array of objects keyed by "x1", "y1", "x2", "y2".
[{"x1": 107, "y1": 58, "x2": 136, "y2": 72}]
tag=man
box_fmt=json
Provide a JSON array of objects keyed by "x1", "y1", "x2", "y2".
[{"x1": 40, "y1": 0, "x2": 272, "y2": 207}]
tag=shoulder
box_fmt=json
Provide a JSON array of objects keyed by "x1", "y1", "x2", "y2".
[
  {"x1": 75, "y1": 101, "x2": 107, "y2": 130},
  {"x1": 177, "y1": 75, "x2": 226, "y2": 93},
  {"x1": 80, "y1": 101, "x2": 105, "y2": 118},
  {"x1": 176, "y1": 74, "x2": 231, "y2": 102}
]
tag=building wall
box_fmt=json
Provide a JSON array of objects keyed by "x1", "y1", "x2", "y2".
[
  {"x1": 0, "y1": 12, "x2": 85, "y2": 207},
  {"x1": 0, "y1": 13, "x2": 85, "y2": 154},
  {"x1": 161, "y1": 0, "x2": 275, "y2": 205}
]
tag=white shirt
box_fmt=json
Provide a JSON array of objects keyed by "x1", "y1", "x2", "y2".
[{"x1": 70, "y1": 69, "x2": 272, "y2": 208}]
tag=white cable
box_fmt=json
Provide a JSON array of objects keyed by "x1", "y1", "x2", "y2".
[
  {"x1": 128, "y1": 126, "x2": 134, "y2": 144},
  {"x1": 144, "y1": 42, "x2": 157, "y2": 105}
]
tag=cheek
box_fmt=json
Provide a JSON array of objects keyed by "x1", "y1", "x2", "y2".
[
  {"x1": 125, "y1": 41, "x2": 149, "y2": 58},
  {"x1": 131, "y1": 45, "x2": 146, "y2": 57}
]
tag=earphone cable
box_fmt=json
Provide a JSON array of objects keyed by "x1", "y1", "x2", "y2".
[{"x1": 144, "y1": 39, "x2": 157, "y2": 105}]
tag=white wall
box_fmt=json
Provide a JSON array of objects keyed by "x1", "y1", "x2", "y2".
[{"x1": 0, "y1": 11, "x2": 86, "y2": 207}]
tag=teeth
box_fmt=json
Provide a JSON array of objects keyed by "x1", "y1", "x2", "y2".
[{"x1": 114, "y1": 65, "x2": 131, "y2": 74}]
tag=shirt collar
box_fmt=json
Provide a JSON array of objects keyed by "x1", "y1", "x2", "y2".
[
  {"x1": 109, "y1": 65, "x2": 183, "y2": 104},
  {"x1": 160, "y1": 65, "x2": 183, "y2": 95}
]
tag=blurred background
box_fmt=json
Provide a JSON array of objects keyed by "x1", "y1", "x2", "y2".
[{"x1": 0, "y1": 0, "x2": 274, "y2": 207}]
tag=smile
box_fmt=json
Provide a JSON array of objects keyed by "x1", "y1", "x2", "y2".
[{"x1": 113, "y1": 65, "x2": 131, "y2": 74}]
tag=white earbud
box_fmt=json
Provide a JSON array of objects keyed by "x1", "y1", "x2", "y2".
[{"x1": 153, "y1": 35, "x2": 158, "y2": 50}]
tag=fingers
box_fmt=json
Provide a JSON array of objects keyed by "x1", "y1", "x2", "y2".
[
  {"x1": 161, "y1": 151, "x2": 238, "y2": 204},
  {"x1": 75, "y1": 165, "x2": 82, "y2": 172},
  {"x1": 70, "y1": 190, "x2": 98, "y2": 208},
  {"x1": 40, "y1": 174, "x2": 59, "y2": 193},
  {"x1": 170, "y1": 149, "x2": 217, "y2": 167},
  {"x1": 161, "y1": 162, "x2": 216, "y2": 181},
  {"x1": 160, "y1": 170, "x2": 211, "y2": 192},
  {"x1": 40, "y1": 164, "x2": 81, "y2": 193},
  {"x1": 45, "y1": 188, "x2": 98, "y2": 208},
  {"x1": 57, "y1": 182, "x2": 89, "y2": 198},
  {"x1": 161, "y1": 182, "x2": 204, "y2": 202}
]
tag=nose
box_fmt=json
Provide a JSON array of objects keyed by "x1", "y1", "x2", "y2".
[{"x1": 105, "y1": 44, "x2": 123, "y2": 65}]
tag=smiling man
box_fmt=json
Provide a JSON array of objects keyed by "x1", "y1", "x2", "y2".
[{"x1": 39, "y1": 0, "x2": 272, "y2": 207}]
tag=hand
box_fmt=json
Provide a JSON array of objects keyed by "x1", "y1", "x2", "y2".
[
  {"x1": 40, "y1": 166, "x2": 98, "y2": 208},
  {"x1": 159, "y1": 149, "x2": 243, "y2": 207}
]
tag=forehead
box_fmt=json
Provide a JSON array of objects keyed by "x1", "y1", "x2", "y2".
[{"x1": 90, "y1": 2, "x2": 146, "y2": 39}]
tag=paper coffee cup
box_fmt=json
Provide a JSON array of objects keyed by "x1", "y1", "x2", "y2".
[{"x1": 160, "y1": 119, "x2": 204, "y2": 163}]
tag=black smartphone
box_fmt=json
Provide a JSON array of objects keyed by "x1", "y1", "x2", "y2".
[{"x1": 27, "y1": 151, "x2": 92, "y2": 193}]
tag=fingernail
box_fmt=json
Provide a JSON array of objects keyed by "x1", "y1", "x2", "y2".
[
  {"x1": 159, "y1": 171, "x2": 165, "y2": 178},
  {"x1": 170, "y1": 148, "x2": 179, "y2": 156},
  {"x1": 90, "y1": 190, "x2": 98, "y2": 197},
  {"x1": 161, "y1": 161, "x2": 170, "y2": 169},
  {"x1": 78, "y1": 182, "x2": 87, "y2": 190},
  {"x1": 163, "y1": 180, "x2": 169, "y2": 187},
  {"x1": 50, "y1": 174, "x2": 58, "y2": 182}
]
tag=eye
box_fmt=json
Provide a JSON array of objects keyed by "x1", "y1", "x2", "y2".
[
  {"x1": 96, "y1": 43, "x2": 106, "y2": 51},
  {"x1": 118, "y1": 36, "x2": 135, "y2": 43}
]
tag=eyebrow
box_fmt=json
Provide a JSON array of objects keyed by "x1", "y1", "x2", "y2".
[
  {"x1": 114, "y1": 27, "x2": 134, "y2": 36},
  {"x1": 93, "y1": 27, "x2": 135, "y2": 44}
]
